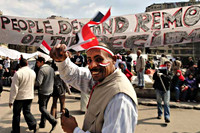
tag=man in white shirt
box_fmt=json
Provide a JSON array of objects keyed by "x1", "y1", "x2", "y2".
[
  {"x1": 9, "y1": 58, "x2": 38, "y2": 133},
  {"x1": 50, "y1": 42, "x2": 138, "y2": 133}
]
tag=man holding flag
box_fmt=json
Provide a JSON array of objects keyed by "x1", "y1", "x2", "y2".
[
  {"x1": 50, "y1": 41, "x2": 138, "y2": 133},
  {"x1": 153, "y1": 61, "x2": 173, "y2": 123},
  {"x1": 49, "y1": 8, "x2": 137, "y2": 132}
]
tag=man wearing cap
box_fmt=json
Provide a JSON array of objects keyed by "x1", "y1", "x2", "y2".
[{"x1": 50, "y1": 42, "x2": 138, "y2": 133}]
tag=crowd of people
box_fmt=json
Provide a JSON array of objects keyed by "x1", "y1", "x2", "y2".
[
  {"x1": 114, "y1": 51, "x2": 200, "y2": 103},
  {"x1": 0, "y1": 43, "x2": 200, "y2": 132},
  {"x1": 7, "y1": 56, "x2": 71, "y2": 133}
]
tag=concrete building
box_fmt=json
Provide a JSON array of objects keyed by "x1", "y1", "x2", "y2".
[
  {"x1": 146, "y1": 0, "x2": 200, "y2": 12},
  {"x1": 145, "y1": 0, "x2": 200, "y2": 64}
]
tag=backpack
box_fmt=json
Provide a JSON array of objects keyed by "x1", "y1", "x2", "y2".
[{"x1": 52, "y1": 75, "x2": 64, "y2": 96}]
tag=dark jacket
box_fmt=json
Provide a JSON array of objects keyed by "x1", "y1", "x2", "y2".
[
  {"x1": 153, "y1": 69, "x2": 173, "y2": 91},
  {"x1": 170, "y1": 75, "x2": 186, "y2": 91}
]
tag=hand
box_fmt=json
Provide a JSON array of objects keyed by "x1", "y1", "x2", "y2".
[
  {"x1": 50, "y1": 44, "x2": 68, "y2": 62},
  {"x1": 61, "y1": 114, "x2": 78, "y2": 133},
  {"x1": 157, "y1": 73, "x2": 163, "y2": 76},
  {"x1": 9, "y1": 103, "x2": 13, "y2": 108}
]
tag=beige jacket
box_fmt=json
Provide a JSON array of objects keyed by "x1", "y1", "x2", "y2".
[
  {"x1": 82, "y1": 69, "x2": 138, "y2": 133},
  {"x1": 9, "y1": 66, "x2": 36, "y2": 103},
  {"x1": 136, "y1": 56, "x2": 145, "y2": 72}
]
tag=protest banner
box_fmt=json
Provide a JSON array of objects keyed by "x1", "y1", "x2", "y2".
[{"x1": 1, "y1": 5, "x2": 200, "y2": 48}]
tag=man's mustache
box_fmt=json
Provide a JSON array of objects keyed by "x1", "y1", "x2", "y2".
[{"x1": 90, "y1": 67, "x2": 104, "y2": 72}]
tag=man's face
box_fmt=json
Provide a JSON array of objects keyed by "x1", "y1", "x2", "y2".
[
  {"x1": 87, "y1": 49, "x2": 115, "y2": 82},
  {"x1": 166, "y1": 63, "x2": 171, "y2": 70},
  {"x1": 36, "y1": 61, "x2": 43, "y2": 68},
  {"x1": 137, "y1": 51, "x2": 141, "y2": 56},
  {"x1": 76, "y1": 52, "x2": 80, "y2": 56}
]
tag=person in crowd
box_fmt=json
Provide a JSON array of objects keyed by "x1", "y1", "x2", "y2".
[
  {"x1": 3, "y1": 57, "x2": 10, "y2": 70},
  {"x1": 115, "y1": 53, "x2": 122, "y2": 68},
  {"x1": 172, "y1": 70, "x2": 186, "y2": 102},
  {"x1": 149, "y1": 59, "x2": 155, "y2": 69},
  {"x1": 50, "y1": 70, "x2": 68, "y2": 118},
  {"x1": 185, "y1": 66, "x2": 196, "y2": 77},
  {"x1": 50, "y1": 42, "x2": 138, "y2": 133},
  {"x1": 160, "y1": 54, "x2": 168, "y2": 66},
  {"x1": 153, "y1": 61, "x2": 173, "y2": 123},
  {"x1": 187, "y1": 57, "x2": 194, "y2": 69},
  {"x1": 196, "y1": 60, "x2": 200, "y2": 92},
  {"x1": 145, "y1": 60, "x2": 151, "y2": 69},
  {"x1": 125, "y1": 51, "x2": 133, "y2": 72},
  {"x1": 0, "y1": 64, "x2": 4, "y2": 96},
  {"x1": 118, "y1": 61, "x2": 133, "y2": 81},
  {"x1": 73, "y1": 51, "x2": 84, "y2": 67},
  {"x1": 35, "y1": 57, "x2": 57, "y2": 132},
  {"x1": 122, "y1": 55, "x2": 126, "y2": 62},
  {"x1": 3, "y1": 57, "x2": 11, "y2": 86},
  {"x1": 145, "y1": 59, "x2": 155, "y2": 77},
  {"x1": 185, "y1": 73, "x2": 197, "y2": 102},
  {"x1": 71, "y1": 51, "x2": 90, "y2": 112},
  {"x1": 136, "y1": 50, "x2": 145, "y2": 89},
  {"x1": 133, "y1": 60, "x2": 137, "y2": 72},
  {"x1": 172, "y1": 57, "x2": 182, "y2": 74},
  {"x1": 9, "y1": 58, "x2": 38, "y2": 133}
]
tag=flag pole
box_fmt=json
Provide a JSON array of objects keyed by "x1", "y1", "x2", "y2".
[{"x1": 157, "y1": 70, "x2": 167, "y2": 92}]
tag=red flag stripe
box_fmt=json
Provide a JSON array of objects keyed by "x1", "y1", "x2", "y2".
[
  {"x1": 42, "y1": 40, "x2": 51, "y2": 51},
  {"x1": 87, "y1": 8, "x2": 111, "y2": 25},
  {"x1": 100, "y1": 8, "x2": 111, "y2": 23}
]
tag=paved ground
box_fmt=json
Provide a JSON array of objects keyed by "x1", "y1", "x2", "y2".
[
  {"x1": 135, "y1": 105, "x2": 200, "y2": 133},
  {"x1": 0, "y1": 87, "x2": 84, "y2": 133},
  {"x1": 1, "y1": 87, "x2": 200, "y2": 133}
]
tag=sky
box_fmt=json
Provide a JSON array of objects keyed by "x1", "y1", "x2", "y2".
[{"x1": 0, "y1": 0, "x2": 190, "y2": 19}]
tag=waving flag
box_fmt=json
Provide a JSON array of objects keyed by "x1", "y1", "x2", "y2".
[
  {"x1": 158, "y1": 64, "x2": 167, "y2": 70},
  {"x1": 36, "y1": 40, "x2": 51, "y2": 61},
  {"x1": 67, "y1": 8, "x2": 111, "y2": 51},
  {"x1": 87, "y1": 8, "x2": 111, "y2": 26},
  {"x1": 67, "y1": 24, "x2": 99, "y2": 51},
  {"x1": 37, "y1": 40, "x2": 51, "y2": 55}
]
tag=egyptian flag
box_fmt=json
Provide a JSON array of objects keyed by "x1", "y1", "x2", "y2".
[
  {"x1": 37, "y1": 40, "x2": 51, "y2": 55},
  {"x1": 67, "y1": 23, "x2": 99, "y2": 51},
  {"x1": 66, "y1": 8, "x2": 111, "y2": 51},
  {"x1": 158, "y1": 64, "x2": 167, "y2": 74},
  {"x1": 158, "y1": 64, "x2": 167, "y2": 70},
  {"x1": 87, "y1": 8, "x2": 111, "y2": 26}
]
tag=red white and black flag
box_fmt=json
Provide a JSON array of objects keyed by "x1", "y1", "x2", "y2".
[
  {"x1": 67, "y1": 24, "x2": 99, "y2": 51},
  {"x1": 37, "y1": 40, "x2": 51, "y2": 55},
  {"x1": 87, "y1": 8, "x2": 111, "y2": 26},
  {"x1": 67, "y1": 8, "x2": 111, "y2": 51},
  {"x1": 158, "y1": 64, "x2": 167, "y2": 70}
]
